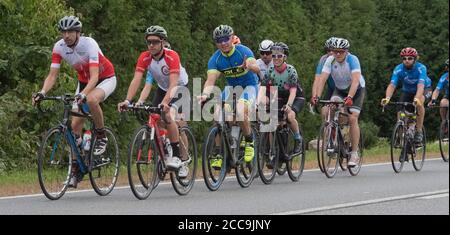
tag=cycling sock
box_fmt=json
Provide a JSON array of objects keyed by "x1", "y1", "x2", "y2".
[
  {"x1": 294, "y1": 132, "x2": 302, "y2": 141},
  {"x1": 171, "y1": 142, "x2": 180, "y2": 157}
]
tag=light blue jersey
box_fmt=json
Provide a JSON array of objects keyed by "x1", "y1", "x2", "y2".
[{"x1": 322, "y1": 53, "x2": 365, "y2": 91}]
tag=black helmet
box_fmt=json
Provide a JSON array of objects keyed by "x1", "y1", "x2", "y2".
[
  {"x1": 213, "y1": 25, "x2": 234, "y2": 40},
  {"x1": 271, "y1": 42, "x2": 289, "y2": 56},
  {"x1": 58, "y1": 16, "x2": 82, "y2": 32},
  {"x1": 145, "y1": 25, "x2": 168, "y2": 40}
]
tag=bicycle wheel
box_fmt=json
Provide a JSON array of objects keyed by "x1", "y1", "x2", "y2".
[
  {"x1": 88, "y1": 127, "x2": 119, "y2": 196},
  {"x1": 349, "y1": 131, "x2": 364, "y2": 176},
  {"x1": 37, "y1": 127, "x2": 71, "y2": 200},
  {"x1": 320, "y1": 124, "x2": 339, "y2": 178},
  {"x1": 258, "y1": 132, "x2": 278, "y2": 184},
  {"x1": 391, "y1": 122, "x2": 405, "y2": 173},
  {"x1": 170, "y1": 126, "x2": 198, "y2": 196},
  {"x1": 439, "y1": 120, "x2": 449, "y2": 162},
  {"x1": 236, "y1": 127, "x2": 258, "y2": 188},
  {"x1": 127, "y1": 126, "x2": 158, "y2": 200},
  {"x1": 412, "y1": 127, "x2": 426, "y2": 171},
  {"x1": 287, "y1": 129, "x2": 305, "y2": 182},
  {"x1": 317, "y1": 124, "x2": 326, "y2": 173},
  {"x1": 202, "y1": 125, "x2": 227, "y2": 191}
]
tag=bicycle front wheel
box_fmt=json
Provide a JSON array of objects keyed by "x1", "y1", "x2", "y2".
[
  {"x1": 127, "y1": 126, "x2": 158, "y2": 200},
  {"x1": 236, "y1": 127, "x2": 258, "y2": 188},
  {"x1": 439, "y1": 120, "x2": 449, "y2": 162},
  {"x1": 258, "y1": 132, "x2": 278, "y2": 185},
  {"x1": 89, "y1": 127, "x2": 119, "y2": 196},
  {"x1": 37, "y1": 127, "x2": 71, "y2": 200},
  {"x1": 320, "y1": 124, "x2": 339, "y2": 178},
  {"x1": 202, "y1": 125, "x2": 227, "y2": 191},
  {"x1": 170, "y1": 126, "x2": 198, "y2": 196},
  {"x1": 412, "y1": 127, "x2": 426, "y2": 171},
  {"x1": 391, "y1": 122, "x2": 405, "y2": 173}
]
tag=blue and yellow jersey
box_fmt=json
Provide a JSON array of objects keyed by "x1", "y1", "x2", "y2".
[
  {"x1": 207, "y1": 44, "x2": 259, "y2": 87},
  {"x1": 390, "y1": 62, "x2": 428, "y2": 94}
]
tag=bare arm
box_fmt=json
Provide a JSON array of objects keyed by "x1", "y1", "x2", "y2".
[
  {"x1": 348, "y1": 72, "x2": 361, "y2": 98},
  {"x1": 41, "y1": 68, "x2": 59, "y2": 94},
  {"x1": 138, "y1": 83, "x2": 152, "y2": 103},
  {"x1": 125, "y1": 71, "x2": 145, "y2": 101}
]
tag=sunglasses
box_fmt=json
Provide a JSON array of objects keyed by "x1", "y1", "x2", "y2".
[
  {"x1": 332, "y1": 50, "x2": 347, "y2": 55},
  {"x1": 260, "y1": 51, "x2": 272, "y2": 56},
  {"x1": 146, "y1": 39, "x2": 162, "y2": 46},
  {"x1": 215, "y1": 36, "x2": 231, "y2": 44},
  {"x1": 272, "y1": 54, "x2": 285, "y2": 59},
  {"x1": 402, "y1": 57, "x2": 415, "y2": 61}
]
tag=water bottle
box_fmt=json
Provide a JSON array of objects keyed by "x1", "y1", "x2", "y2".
[
  {"x1": 82, "y1": 130, "x2": 92, "y2": 151},
  {"x1": 165, "y1": 137, "x2": 173, "y2": 158},
  {"x1": 231, "y1": 126, "x2": 241, "y2": 148},
  {"x1": 342, "y1": 125, "x2": 350, "y2": 143}
]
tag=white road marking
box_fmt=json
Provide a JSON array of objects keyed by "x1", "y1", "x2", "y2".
[{"x1": 270, "y1": 189, "x2": 449, "y2": 215}]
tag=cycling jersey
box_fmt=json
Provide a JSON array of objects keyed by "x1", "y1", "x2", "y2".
[
  {"x1": 137, "y1": 48, "x2": 188, "y2": 91},
  {"x1": 256, "y1": 59, "x2": 273, "y2": 79},
  {"x1": 51, "y1": 36, "x2": 115, "y2": 83},
  {"x1": 322, "y1": 53, "x2": 366, "y2": 91},
  {"x1": 207, "y1": 44, "x2": 259, "y2": 87},
  {"x1": 436, "y1": 72, "x2": 449, "y2": 96},
  {"x1": 316, "y1": 54, "x2": 335, "y2": 91},
  {"x1": 390, "y1": 62, "x2": 427, "y2": 94},
  {"x1": 261, "y1": 63, "x2": 301, "y2": 98}
]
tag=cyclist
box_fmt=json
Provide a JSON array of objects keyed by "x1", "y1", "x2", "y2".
[
  {"x1": 258, "y1": 42, "x2": 304, "y2": 155},
  {"x1": 32, "y1": 16, "x2": 117, "y2": 187},
  {"x1": 381, "y1": 47, "x2": 428, "y2": 145},
  {"x1": 232, "y1": 35, "x2": 241, "y2": 45},
  {"x1": 198, "y1": 25, "x2": 261, "y2": 169},
  {"x1": 315, "y1": 38, "x2": 366, "y2": 167},
  {"x1": 117, "y1": 26, "x2": 189, "y2": 176},
  {"x1": 256, "y1": 39, "x2": 274, "y2": 80},
  {"x1": 311, "y1": 37, "x2": 338, "y2": 117},
  {"x1": 428, "y1": 59, "x2": 449, "y2": 127}
]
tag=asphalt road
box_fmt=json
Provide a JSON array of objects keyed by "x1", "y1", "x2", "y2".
[{"x1": 0, "y1": 159, "x2": 448, "y2": 215}]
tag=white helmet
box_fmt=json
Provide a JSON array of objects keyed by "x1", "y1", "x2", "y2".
[
  {"x1": 331, "y1": 38, "x2": 350, "y2": 50},
  {"x1": 259, "y1": 40, "x2": 274, "y2": 52}
]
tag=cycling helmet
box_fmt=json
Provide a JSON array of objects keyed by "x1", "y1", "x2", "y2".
[
  {"x1": 213, "y1": 25, "x2": 234, "y2": 40},
  {"x1": 259, "y1": 40, "x2": 274, "y2": 52},
  {"x1": 232, "y1": 35, "x2": 241, "y2": 45},
  {"x1": 331, "y1": 38, "x2": 350, "y2": 50},
  {"x1": 324, "y1": 37, "x2": 339, "y2": 50},
  {"x1": 145, "y1": 25, "x2": 168, "y2": 40},
  {"x1": 400, "y1": 47, "x2": 418, "y2": 57},
  {"x1": 58, "y1": 16, "x2": 82, "y2": 32},
  {"x1": 271, "y1": 42, "x2": 289, "y2": 56}
]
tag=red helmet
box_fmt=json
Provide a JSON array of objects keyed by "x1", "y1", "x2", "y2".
[{"x1": 400, "y1": 47, "x2": 418, "y2": 57}]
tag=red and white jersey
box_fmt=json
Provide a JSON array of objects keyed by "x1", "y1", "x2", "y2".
[
  {"x1": 51, "y1": 36, "x2": 115, "y2": 83},
  {"x1": 135, "y1": 48, "x2": 188, "y2": 91}
]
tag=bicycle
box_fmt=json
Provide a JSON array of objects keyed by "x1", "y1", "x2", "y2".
[
  {"x1": 202, "y1": 94, "x2": 258, "y2": 191},
  {"x1": 258, "y1": 107, "x2": 305, "y2": 184},
  {"x1": 126, "y1": 104, "x2": 197, "y2": 200},
  {"x1": 36, "y1": 94, "x2": 119, "y2": 200},
  {"x1": 427, "y1": 105, "x2": 449, "y2": 162},
  {"x1": 317, "y1": 100, "x2": 364, "y2": 178},
  {"x1": 383, "y1": 102, "x2": 426, "y2": 173}
]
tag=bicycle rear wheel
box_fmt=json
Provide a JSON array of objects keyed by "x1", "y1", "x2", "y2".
[
  {"x1": 412, "y1": 127, "x2": 426, "y2": 171},
  {"x1": 202, "y1": 126, "x2": 227, "y2": 191},
  {"x1": 439, "y1": 120, "x2": 449, "y2": 162},
  {"x1": 236, "y1": 127, "x2": 258, "y2": 188},
  {"x1": 127, "y1": 126, "x2": 158, "y2": 200},
  {"x1": 170, "y1": 126, "x2": 198, "y2": 196},
  {"x1": 391, "y1": 122, "x2": 405, "y2": 173},
  {"x1": 320, "y1": 124, "x2": 339, "y2": 178},
  {"x1": 258, "y1": 132, "x2": 278, "y2": 184},
  {"x1": 37, "y1": 127, "x2": 71, "y2": 200},
  {"x1": 287, "y1": 129, "x2": 305, "y2": 182},
  {"x1": 349, "y1": 131, "x2": 364, "y2": 176}
]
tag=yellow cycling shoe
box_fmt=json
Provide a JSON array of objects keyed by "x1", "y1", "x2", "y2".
[
  {"x1": 210, "y1": 157, "x2": 223, "y2": 170},
  {"x1": 241, "y1": 140, "x2": 255, "y2": 163}
]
